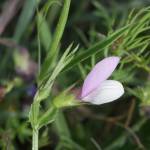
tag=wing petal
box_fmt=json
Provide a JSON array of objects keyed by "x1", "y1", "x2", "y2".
[{"x1": 82, "y1": 80, "x2": 124, "y2": 105}]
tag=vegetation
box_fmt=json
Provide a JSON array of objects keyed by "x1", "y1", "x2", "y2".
[{"x1": 0, "y1": 0, "x2": 150, "y2": 149}]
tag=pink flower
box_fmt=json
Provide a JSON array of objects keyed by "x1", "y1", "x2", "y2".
[{"x1": 81, "y1": 57, "x2": 124, "y2": 105}]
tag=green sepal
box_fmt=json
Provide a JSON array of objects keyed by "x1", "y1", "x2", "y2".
[{"x1": 53, "y1": 88, "x2": 81, "y2": 108}]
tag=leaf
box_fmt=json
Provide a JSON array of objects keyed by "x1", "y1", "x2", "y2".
[
  {"x1": 38, "y1": 12, "x2": 52, "y2": 51},
  {"x1": 63, "y1": 24, "x2": 130, "y2": 71},
  {"x1": 35, "y1": 44, "x2": 78, "y2": 102},
  {"x1": 56, "y1": 137, "x2": 86, "y2": 150},
  {"x1": 38, "y1": 106, "x2": 58, "y2": 129},
  {"x1": 105, "y1": 119, "x2": 147, "y2": 150},
  {"x1": 29, "y1": 101, "x2": 40, "y2": 128},
  {"x1": 43, "y1": 44, "x2": 78, "y2": 87},
  {"x1": 38, "y1": 0, "x2": 61, "y2": 52},
  {"x1": 55, "y1": 111, "x2": 85, "y2": 150},
  {"x1": 39, "y1": 0, "x2": 71, "y2": 80},
  {"x1": 13, "y1": 0, "x2": 37, "y2": 42},
  {"x1": 41, "y1": 0, "x2": 61, "y2": 17},
  {"x1": 54, "y1": 111, "x2": 71, "y2": 138}
]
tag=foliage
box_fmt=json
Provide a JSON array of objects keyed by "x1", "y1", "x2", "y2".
[{"x1": 0, "y1": 0, "x2": 150, "y2": 149}]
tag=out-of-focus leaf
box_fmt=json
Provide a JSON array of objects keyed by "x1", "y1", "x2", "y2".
[
  {"x1": 105, "y1": 118, "x2": 147, "y2": 150},
  {"x1": 64, "y1": 24, "x2": 130, "y2": 71},
  {"x1": 13, "y1": 0, "x2": 37, "y2": 42},
  {"x1": 39, "y1": 0, "x2": 71, "y2": 80},
  {"x1": 38, "y1": 13, "x2": 52, "y2": 52},
  {"x1": 38, "y1": 0, "x2": 60, "y2": 52},
  {"x1": 55, "y1": 111, "x2": 71, "y2": 138},
  {"x1": 38, "y1": 106, "x2": 58, "y2": 129}
]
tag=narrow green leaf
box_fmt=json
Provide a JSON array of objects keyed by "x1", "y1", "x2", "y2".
[
  {"x1": 64, "y1": 24, "x2": 130, "y2": 71},
  {"x1": 38, "y1": 106, "x2": 58, "y2": 129},
  {"x1": 29, "y1": 101, "x2": 40, "y2": 128},
  {"x1": 39, "y1": 0, "x2": 71, "y2": 80},
  {"x1": 13, "y1": 0, "x2": 37, "y2": 42},
  {"x1": 105, "y1": 119, "x2": 147, "y2": 150},
  {"x1": 38, "y1": 0, "x2": 61, "y2": 52},
  {"x1": 35, "y1": 44, "x2": 78, "y2": 102},
  {"x1": 38, "y1": 13, "x2": 52, "y2": 51},
  {"x1": 55, "y1": 111, "x2": 71, "y2": 138}
]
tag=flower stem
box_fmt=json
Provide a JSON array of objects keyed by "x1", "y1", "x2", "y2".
[{"x1": 32, "y1": 128, "x2": 39, "y2": 150}]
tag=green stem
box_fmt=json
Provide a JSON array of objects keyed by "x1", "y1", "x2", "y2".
[
  {"x1": 32, "y1": 129, "x2": 39, "y2": 150},
  {"x1": 30, "y1": 101, "x2": 40, "y2": 150}
]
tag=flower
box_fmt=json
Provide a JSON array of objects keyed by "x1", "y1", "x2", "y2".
[{"x1": 80, "y1": 56, "x2": 124, "y2": 105}]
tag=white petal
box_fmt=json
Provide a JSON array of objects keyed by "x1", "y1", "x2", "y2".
[{"x1": 82, "y1": 80, "x2": 124, "y2": 105}]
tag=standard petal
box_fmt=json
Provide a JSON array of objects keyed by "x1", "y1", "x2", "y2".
[
  {"x1": 81, "y1": 57, "x2": 120, "y2": 98},
  {"x1": 82, "y1": 80, "x2": 124, "y2": 105}
]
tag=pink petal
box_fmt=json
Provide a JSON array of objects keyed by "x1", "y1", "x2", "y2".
[{"x1": 81, "y1": 56, "x2": 120, "y2": 98}]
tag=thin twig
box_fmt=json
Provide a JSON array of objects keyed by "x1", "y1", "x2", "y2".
[
  {"x1": 77, "y1": 107, "x2": 145, "y2": 149},
  {"x1": 125, "y1": 99, "x2": 136, "y2": 127},
  {"x1": 116, "y1": 122, "x2": 145, "y2": 150}
]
